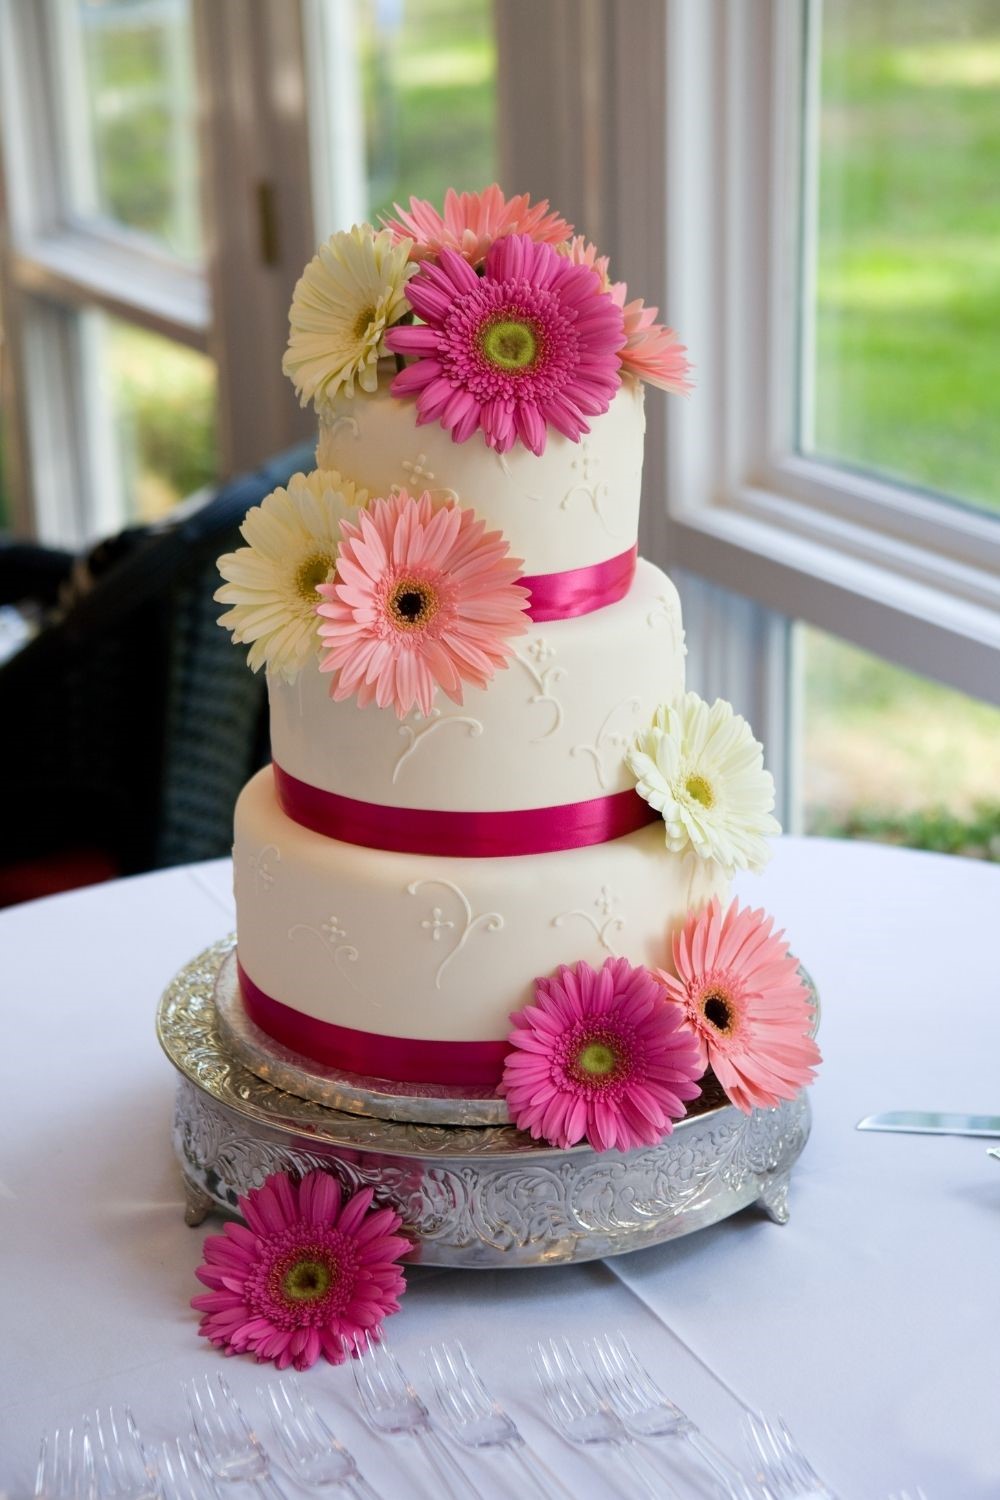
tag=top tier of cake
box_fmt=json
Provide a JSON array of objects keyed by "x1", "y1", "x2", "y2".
[{"x1": 316, "y1": 375, "x2": 646, "y2": 577}]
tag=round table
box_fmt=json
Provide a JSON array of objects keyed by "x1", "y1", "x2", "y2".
[{"x1": 2, "y1": 837, "x2": 998, "y2": 1498}]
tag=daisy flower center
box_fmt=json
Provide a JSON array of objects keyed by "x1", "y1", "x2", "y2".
[
  {"x1": 577, "y1": 1040, "x2": 618, "y2": 1077},
  {"x1": 480, "y1": 316, "x2": 538, "y2": 371},
  {"x1": 352, "y1": 303, "x2": 378, "y2": 340},
  {"x1": 281, "y1": 1255, "x2": 335, "y2": 1303},
  {"x1": 388, "y1": 577, "x2": 439, "y2": 629},
  {"x1": 684, "y1": 772, "x2": 716, "y2": 808},
  {"x1": 701, "y1": 988, "x2": 735, "y2": 1034},
  {"x1": 566, "y1": 1025, "x2": 632, "y2": 1091},
  {"x1": 295, "y1": 551, "x2": 335, "y2": 602}
]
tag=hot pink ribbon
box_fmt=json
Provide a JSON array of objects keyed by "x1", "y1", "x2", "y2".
[
  {"x1": 522, "y1": 544, "x2": 637, "y2": 622},
  {"x1": 238, "y1": 960, "x2": 507, "y2": 1086},
  {"x1": 273, "y1": 764, "x2": 657, "y2": 857}
]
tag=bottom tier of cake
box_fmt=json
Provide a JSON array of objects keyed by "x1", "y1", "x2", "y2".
[{"x1": 233, "y1": 767, "x2": 727, "y2": 1085}]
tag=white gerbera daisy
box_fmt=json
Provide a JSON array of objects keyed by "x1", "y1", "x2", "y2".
[
  {"x1": 625, "y1": 693, "x2": 781, "y2": 873},
  {"x1": 282, "y1": 224, "x2": 416, "y2": 407},
  {"x1": 215, "y1": 468, "x2": 367, "y2": 681}
]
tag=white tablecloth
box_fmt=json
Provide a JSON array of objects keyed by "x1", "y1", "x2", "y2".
[{"x1": 2, "y1": 837, "x2": 998, "y2": 1498}]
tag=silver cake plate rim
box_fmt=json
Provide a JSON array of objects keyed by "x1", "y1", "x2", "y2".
[
  {"x1": 212, "y1": 945, "x2": 512, "y2": 1126},
  {"x1": 160, "y1": 937, "x2": 815, "y2": 1262}
]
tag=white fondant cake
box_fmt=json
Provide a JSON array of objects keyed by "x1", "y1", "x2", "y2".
[
  {"x1": 316, "y1": 376, "x2": 646, "y2": 576},
  {"x1": 234, "y1": 766, "x2": 726, "y2": 1045},
  {"x1": 212, "y1": 191, "x2": 818, "y2": 1169},
  {"x1": 230, "y1": 385, "x2": 726, "y2": 1080},
  {"x1": 268, "y1": 559, "x2": 684, "y2": 814}
]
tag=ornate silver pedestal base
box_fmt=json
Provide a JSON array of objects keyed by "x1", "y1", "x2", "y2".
[{"x1": 159, "y1": 938, "x2": 812, "y2": 1267}]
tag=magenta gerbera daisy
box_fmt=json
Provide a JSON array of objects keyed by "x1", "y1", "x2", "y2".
[
  {"x1": 316, "y1": 488, "x2": 529, "y2": 718},
  {"x1": 655, "y1": 898, "x2": 821, "y2": 1114},
  {"x1": 191, "y1": 1170, "x2": 409, "y2": 1370},
  {"x1": 381, "y1": 184, "x2": 573, "y2": 265},
  {"x1": 499, "y1": 957, "x2": 704, "y2": 1153},
  {"x1": 384, "y1": 234, "x2": 626, "y2": 455}
]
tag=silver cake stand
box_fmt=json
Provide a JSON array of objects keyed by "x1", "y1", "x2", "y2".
[{"x1": 157, "y1": 937, "x2": 813, "y2": 1267}]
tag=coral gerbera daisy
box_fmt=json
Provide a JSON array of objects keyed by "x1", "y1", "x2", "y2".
[
  {"x1": 381, "y1": 183, "x2": 573, "y2": 266},
  {"x1": 191, "y1": 1169, "x2": 409, "y2": 1370},
  {"x1": 499, "y1": 957, "x2": 704, "y2": 1153},
  {"x1": 282, "y1": 224, "x2": 416, "y2": 407},
  {"x1": 655, "y1": 898, "x2": 821, "y2": 1113},
  {"x1": 611, "y1": 283, "x2": 693, "y2": 393},
  {"x1": 385, "y1": 234, "x2": 625, "y2": 455},
  {"x1": 626, "y1": 693, "x2": 781, "y2": 873},
  {"x1": 215, "y1": 468, "x2": 367, "y2": 682},
  {"x1": 316, "y1": 488, "x2": 529, "y2": 718}
]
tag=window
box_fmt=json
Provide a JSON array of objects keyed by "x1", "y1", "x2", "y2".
[
  {"x1": 801, "y1": 625, "x2": 1000, "y2": 859},
  {"x1": 0, "y1": 0, "x2": 315, "y2": 545},
  {"x1": 803, "y1": 0, "x2": 1000, "y2": 520}
]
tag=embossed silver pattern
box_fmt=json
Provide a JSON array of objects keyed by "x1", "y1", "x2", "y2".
[{"x1": 159, "y1": 939, "x2": 813, "y2": 1265}]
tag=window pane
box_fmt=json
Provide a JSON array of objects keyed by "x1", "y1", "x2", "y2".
[
  {"x1": 358, "y1": 0, "x2": 496, "y2": 220},
  {"x1": 802, "y1": 0, "x2": 1000, "y2": 516},
  {"x1": 67, "y1": 0, "x2": 202, "y2": 261},
  {"x1": 800, "y1": 623, "x2": 1000, "y2": 859},
  {"x1": 93, "y1": 315, "x2": 216, "y2": 524}
]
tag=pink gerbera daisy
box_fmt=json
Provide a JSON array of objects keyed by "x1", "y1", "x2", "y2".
[
  {"x1": 499, "y1": 957, "x2": 704, "y2": 1153},
  {"x1": 386, "y1": 235, "x2": 625, "y2": 455},
  {"x1": 316, "y1": 489, "x2": 529, "y2": 718},
  {"x1": 611, "y1": 283, "x2": 693, "y2": 393},
  {"x1": 191, "y1": 1169, "x2": 409, "y2": 1370},
  {"x1": 656, "y1": 898, "x2": 821, "y2": 1114},
  {"x1": 381, "y1": 184, "x2": 573, "y2": 265}
]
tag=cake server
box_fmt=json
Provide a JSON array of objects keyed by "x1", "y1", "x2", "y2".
[{"x1": 857, "y1": 1110, "x2": 1000, "y2": 1137}]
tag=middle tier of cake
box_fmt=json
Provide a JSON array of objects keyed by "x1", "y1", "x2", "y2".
[
  {"x1": 234, "y1": 766, "x2": 728, "y2": 1080},
  {"x1": 269, "y1": 557, "x2": 684, "y2": 814}
]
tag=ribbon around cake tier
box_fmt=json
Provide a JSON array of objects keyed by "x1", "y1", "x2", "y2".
[
  {"x1": 273, "y1": 764, "x2": 658, "y2": 857},
  {"x1": 521, "y1": 543, "x2": 637, "y2": 622},
  {"x1": 238, "y1": 960, "x2": 508, "y2": 1086}
]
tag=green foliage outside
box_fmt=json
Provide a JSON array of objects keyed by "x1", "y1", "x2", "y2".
[
  {"x1": 812, "y1": 2, "x2": 1000, "y2": 512},
  {"x1": 804, "y1": 2, "x2": 1000, "y2": 859},
  {"x1": 357, "y1": 0, "x2": 496, "y2": 221}
]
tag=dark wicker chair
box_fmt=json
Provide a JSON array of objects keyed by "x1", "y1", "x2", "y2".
[{"x1": 0, "y1": 442, "x2": 314, "y2": 903}]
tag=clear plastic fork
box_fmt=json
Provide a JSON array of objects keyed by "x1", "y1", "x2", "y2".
[
  {"x1": 351, "y1": 1331, "x2": 482, "y2": 1500},
  {"x1": 531, "y1": 1338, "x2": 669, "y2": 1500},
  {"x1": 157, "y1": 1438, "x2": 216, "y2": 1500},
  {"x1": 424, "y1": 1341, "x2": 572, "y2": 1500},
  {"x1": 744, "y1": 1411, "x2": 840, "y2": 1500},
  {"x1": 34, "y1": 1424, "x2": 94, "y2": 1500},
  {"x1": 259, "y1": 1375, "x2": 383, "y2": 1497},
  {"x1": 587, "y1": 1332, "x2": 755, "y2": 1499},
  {"x1": 184, "y1": 1373, "x2": 288, "y2": 1499},
  {"x1": 90, "y1": 1408, "x2": 159, "y2": 1500}
]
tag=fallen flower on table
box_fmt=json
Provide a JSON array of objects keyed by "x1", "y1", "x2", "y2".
[{"x1": 191, "y1": 1168, "x2": 409, "y2": 1370}]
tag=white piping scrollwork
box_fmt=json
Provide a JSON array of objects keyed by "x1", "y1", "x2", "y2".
[
  {"x1": 646, "y1": 593, "x2": 687, "y2": 656},
  {"x1": 319, "y1": 413, "x2": 360, "y2": 444},
  {"x1": 570, "y1": 697, "x2": 643, "y2": 790},
  {"x1": 406, "y1": 879, "x2": 504, "y2": 990},
  {"x1": 552, "y1": 885, "x2": 625, "y2": 955},
  {"x1": 393, "y1": 709, "x2": 484, "y2": 783},
  {"x1": 560, "y1": 441, "x2": 624, "y2": 539},
  {"x1": 390, "y1": 453, "x2": 459, "y2": 503},
  {"x1": 287, "y1": 915, "x2": 363, "y2": 994},
  {"x1": 249, "y1": 844, "x2": 280, "y2": 895},
  {"x1": 512, "y1": 637, "x2": 566, "y2": 741},
  {"x1": 495, "y1": 451, "x2": 546, "y2": 502}
]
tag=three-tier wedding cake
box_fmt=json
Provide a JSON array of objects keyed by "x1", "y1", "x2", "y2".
[{"x1": 216, "y1": 187, "x2": 819, "y2": 1154}]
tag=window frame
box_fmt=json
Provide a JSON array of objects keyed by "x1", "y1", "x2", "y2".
[
  {"x1": 0, "y1": 0, "x2": 315, "y2": 546},
  {"x1": 657, "y1": 0, "x2": 999, "y2": 705}
]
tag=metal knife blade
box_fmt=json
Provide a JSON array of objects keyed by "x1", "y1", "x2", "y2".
[{"x1": 857, "y1": 1110, "x2": 1000, "y2": 1138}]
